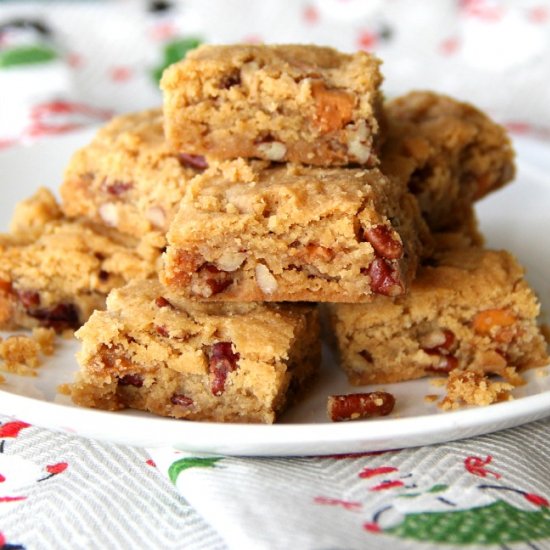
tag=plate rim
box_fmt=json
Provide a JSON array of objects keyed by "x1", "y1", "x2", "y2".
[{"x1": 1, "y1": 129, "x2": 550, "y2": 456}]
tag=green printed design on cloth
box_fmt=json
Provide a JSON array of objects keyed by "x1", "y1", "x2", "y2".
[
  {"x1": 386, "y1": 501, "x2": 550, "y2": 545},
  {"x1": 152, "y1": 37, "x2": 202, "y2": 82},
  {"x1": 0, "y1": 46, "x2": 58, "y2": 68},
  {"x1": 168, "y1": 457, "x2": 222, "y2": 484}
]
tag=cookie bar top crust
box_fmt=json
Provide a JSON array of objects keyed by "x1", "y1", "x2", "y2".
[
  {"x1": 161, "y1": 44, "x2": 383, "y2": 166},
  {"x1": 71, "y1": 279, "x2": 320, "y2": 423},
  {"x1": 381, "y1": 91, "x2": 515, "y2": 233},
  {"x1": 0, "y1": 189, "x2": 159, "y2": 331},
  {"x1": 163, "y1": 160, "x2": 423, "y2": 303},
  {"x1": 61, "y1": 109, "x2": 205, "y2": 238},
  {"x1": 330, "y1": 247, "x2": 548, "y2": 385}
]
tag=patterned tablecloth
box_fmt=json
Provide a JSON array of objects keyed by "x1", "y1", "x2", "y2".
[{"x1": 1, "y1": 2, "x2": 549, "y2": 549}]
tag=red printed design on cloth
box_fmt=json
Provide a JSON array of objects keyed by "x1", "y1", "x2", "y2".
[
  {"x1": 0, "y1": 421, "x2": 30, "y2": 438},
  {"x1": 314, "y1": 496, "x2": 362, "y2": 511},
  {"x1": 464, "y1": 455, "x2": 501, "y2": 479},
  {"x1": 46, "y1": 462, "x2": 68, "y2": 475},
  {"x1": 359, "y1": 466, "x2": 398, "y2": 479}
]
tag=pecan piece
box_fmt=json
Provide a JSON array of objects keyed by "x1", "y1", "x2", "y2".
[
  {"x1": 170, "y1": 394, "x2": 194, "y2": 407},
  {"x1": 155, "y1": 325, "x2": 169, "y2": 338},
  {"x1": 201, "y1": 264, "x2": 233, "y2": 296},
  {"x1": 16, "y1": 289, "x2": 40, "y2": 309},
  {"x1": 155, "y1": 296, "x2": 172, "y2": 308},
  {"x1": 420, "y1": 329, "x2": 456, "y2": 354},
  {"x1": 208, "y1": 342, "x2": 240, "y2": 396},
  {"x1": 425, "y1": 354, "x2": 459, "y2": 374},
  {"x1": 178, "y1": 153, "x2": 208, "y2": 171},
  {"x1": 119, "y1": 374, "x2": 144, "y2": 387},
  {"x1": 101, "y1": 179, "x2": 133, "y2": 196},
  {"x1": 328, "y1": 392, "x2": 395, "y2": 422},
  {"x1": 363, "y1": 258, "x2": 404, "y2": 296},
  {"x1": 362, "y1": 225, "x2": 403, "y2": 260},
  {"x1": 29, "y1": 303, "x2": 80, "y2": 330}
]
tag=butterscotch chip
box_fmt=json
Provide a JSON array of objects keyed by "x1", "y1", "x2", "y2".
[
  {"x1": 161, "y1": 44, "x2": 382, "y2": 166},
  {"x1": 163, "y1": 162, "x2": 424, "y2": 303},
  {"x1": 328, "y1": 247, "x2": 548, "y2": 388},
  {"x1": 71, "y1": 279, "x2": 321, "y2": 423}
]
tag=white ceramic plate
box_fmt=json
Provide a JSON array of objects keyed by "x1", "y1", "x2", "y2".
[{"x1": 0, "y1": 130, "x2": 549, "y2": 457}]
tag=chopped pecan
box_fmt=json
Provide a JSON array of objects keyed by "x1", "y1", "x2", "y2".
[
  {"x1": 208, "y1": 342, "x2": 240, "y2": 396},
  {"x1": 362, "y1": 225, "x2": 403, "y2": 260},
  {"x1": 170, "y1": 394, "x2": 194, "y2": 407},
  {"x1": 201, "y1": 264, "x2": 233, "y2": 296},
  {"x1": 178, "y1": 153, "x2": 208, "y2": 171},
  {"x1": 363, "y1": 258, "x2": 404, "y2": 296},
  {"x1": 119, "y1": 374, "x2": 144, "y2": 388},
  {"x1": 155, "y1": 325, "x2": 169, "y2": 338},
  {"x1": 101, "y1": 179, "x2": 133, "y2": 196},
  {"x1": 328, "y1": 391, "x2": 395, "y2": 422},
  {"x1": 155, "y1": 296, "x2": 172, "y2": 308},
  {"x1": 420, "y1": 329, "x2": 456, "y2": 354},
  {"x1": 29, "y1": 303, "x2": 80, "y2": 330},
  {"x1": 16, "y1": 289, "x2": 40, "y2": 309},
  {"x1": 425, "y1": 354, "x2": 459, "y2": 374}
]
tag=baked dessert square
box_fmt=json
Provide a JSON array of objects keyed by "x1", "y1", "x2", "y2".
[
  {"x1": 71, "y1": 279, "x2": 321, "y2": 423},
  {"x1": 161, "y1": 44, "x2": 383, "y2": 166},
  {"x1": 162, "y1": 161, "x2": 424, "y2": 303},
  {"x1": 0, "y1": 189, "x2": 160, "y2": 331},
  {"x1": 381, "y1": 91, "x2": 515, "y2": 236},
  {"x1": 328, "y1": 247, "x2": 548, "y2": 385},
  {"x1": 60, "y1": 109, "x2": 205, "y2": 239}
]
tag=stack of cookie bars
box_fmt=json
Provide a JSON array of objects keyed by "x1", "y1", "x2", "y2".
[{"x1": 1, "y1": 44, "x2": 547, "y2": 423}]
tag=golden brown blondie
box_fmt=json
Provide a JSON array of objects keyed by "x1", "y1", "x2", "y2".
[
  {"x1": 161, "y1": 44, "x2": 383, "y2": 166},
  {"x1": 71, "y1": 279, "x2": 320, "y2": 423},
  {"x1": 0, "y1": 189, "x2": 160, "y2": 331},
  {"x1": 381, "y1": 91, "x2": 515, "y2": 235},
  {"x1": 329, "y1": 247, "x2": 548, "y2": 385},
  {"x1": 60, "y1": 109, "x2": 205, "y2": 238},
  {"x1": 162, "y1": 160, "x2": 424, "y2": 303}
]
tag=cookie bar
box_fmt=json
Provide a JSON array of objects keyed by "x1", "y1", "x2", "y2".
[
  {"x1": 329, "y1": 247, "x2": 548, "y2": 385},
  {"x1": 0, "y1": 189, "x2": 160, "y2": 331},
  {"x1": 161, "y1": 44, "x2": 383, "y2": 166},
  {"x1": 381, "y1": 91, "x2": 515, "y2": 235},
  {"x1": 71, "y1": 279, "x2": 320, "y2": 423},
  {"x1": 61, "y1": 109, "x2": 205, "y2": 238},
  {"x1": 162, "y1": 161, "x2": 424, "y2": 303}
]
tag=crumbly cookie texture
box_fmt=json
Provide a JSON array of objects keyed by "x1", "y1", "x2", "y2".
[
  {"x1": 0, "y1": 189, "x2": 160, "y2": 332},
  {"x1": 71, "y1": 279, "x2": 320, "y2": 423},
  {"x1": 161, "y1": 44, "x2": 383, "y2": 166},
  {"x1": 381, "y1": 91, "x2": 515, "y2": 237},
  {"x1": 61, "y1": 109, "x2": 205, "y2": 238},
  {"x1": 0, "y1": 335, "x2": 42, "y2": 376},
  {"x1": 440, "y1": 368, "x2": 515, "y2": 410},
  {"x1": 329, "y1": 247, "x2": 548, "y2": 386},
  {"x1": 162, "y1": 160, "x2": 423, "y2": 303}
]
